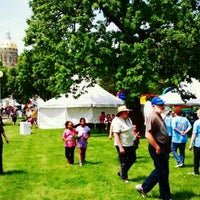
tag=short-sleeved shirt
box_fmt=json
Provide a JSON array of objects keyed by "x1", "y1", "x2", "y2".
[
  {"x1": 62, "y1": 129, "x2": 77, "y2": 148},
  {"x1": 164, "y1": 114, "x2": 173, "y2": 137},
  {"x1": 146, "y1": 111, "x2": 168, "y2": 144},
  {"x1": 192, "y1": 119, "x2": 200, "y2": 147},
  {"x1": 112, "y1": 117, "x2": 135, "y2": 147},
  {"x1": 172, "y1": 116, "x2": 192, "y2": 143},
  {"x1": 76, "y1": 125, "x2": 90, "y2": 148}
]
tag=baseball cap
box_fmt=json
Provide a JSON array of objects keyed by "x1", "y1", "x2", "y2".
[{"x1": 151, "y1": 97, "x2": 164, "y2": 105}]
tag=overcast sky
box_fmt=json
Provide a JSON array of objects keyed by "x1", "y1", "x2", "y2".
[{"x1": 0, "y1": 0, "x2": 32, "y2": 54}]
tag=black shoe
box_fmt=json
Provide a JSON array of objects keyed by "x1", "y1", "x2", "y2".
[{"x1": 117, "y1": 172, "x2": 121, "y2": 177}]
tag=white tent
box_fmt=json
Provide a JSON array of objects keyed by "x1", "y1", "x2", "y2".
[
  {"x1": 160, "y1": 78, "x2": 200, "y2": 105},
  {"x1": 38, "y1": 84, "x2": 124, "y2": 129}
]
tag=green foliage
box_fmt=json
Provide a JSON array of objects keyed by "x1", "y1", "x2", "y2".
[
  {"x1": 1, "y1": 120, "x2": 200, "y2": 199},
  {"x1": 12, "y1": 0, "x2": 200, "y2": 102}
]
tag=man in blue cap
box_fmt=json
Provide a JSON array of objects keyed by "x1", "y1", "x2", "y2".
[{"x1": 135, "y1": 97, "x2": 172, "y2": 200}]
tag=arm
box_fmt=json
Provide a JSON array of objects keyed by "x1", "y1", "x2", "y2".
[
  {"x1": 2, "y1": 131, "x2": 9, "y2": 144},
  {"x1": 189, "y1": 133, "x2": 196, "y2": 150},
  {"x1": 108, "y1": 124, "x2": 113, "y2": 140},
  {"x1": 145, "y1": 131, "x2": 161, "y2": 154},
  {"x1": 182, "y1": 127, "x2": 192, "y2": 136},
  {"x1": 114, "y1": 132, "x2": 125, "y2": 154}
]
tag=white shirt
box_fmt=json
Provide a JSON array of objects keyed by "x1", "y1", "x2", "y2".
[{"x1": 112, "y1": 117, "x2": 135, "y2": 147}]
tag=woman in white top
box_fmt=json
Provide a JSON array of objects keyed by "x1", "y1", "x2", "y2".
[{"x1": 112, "y1": 105, "x2": 136, "y2": 183}]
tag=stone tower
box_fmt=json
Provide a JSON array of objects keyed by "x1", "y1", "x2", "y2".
[{"x1": 0, "y1": 32, "x2": 18, "y2": 66}]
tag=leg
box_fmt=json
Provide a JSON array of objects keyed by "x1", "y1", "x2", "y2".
[
  {"x1": 124, "y1": 146, "x2": 136, "y2": 172},
  {"x1": 69, "y1": 147, "x2": 75, "y2": 164},
  {"x1": 78, "y1": 147, "x2": 82, "y2": 163},
  {"x1": 194, "y1": 147, "x2": 200, "y2": 174},
  {"x1": 0, "y1": 138, "x2": 3, "y2": 173},
  {"x1": 82, "y1": 147, "x2": 87, "y2": 162},
  {"x1": 171, "y1": 142, "x2": 181, "y2": 165},
  {"x1": 142, "y1": 145, "x2": 158, "y2": 193},
  {"x1": 116, "y1": 146, "x2": 128, "y2": 180},
  {"x1": 65, "y1": 147, "x2": 70, "y2": 163},
  {"x1": 143, "y1": 144, "x2": 171, "y2": 199},
  {"x1": 179, "y1": 143, "x2": 186, "y2": 165}
]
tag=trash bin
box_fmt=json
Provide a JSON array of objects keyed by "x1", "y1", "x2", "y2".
[{"x1": 20, "y1": 122, "x2": 31, "y2": 134}]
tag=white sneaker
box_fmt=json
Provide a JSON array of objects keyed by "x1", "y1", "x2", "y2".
[
  {"x1": 175, "y1": 163, "x2": 183, "y2": 167},
  {"x1": 135, "y1": 184, "x2": 147, "y2": 198},
  {"x1": 188, "y1": 172, "x2": 199, "y2": 176}
]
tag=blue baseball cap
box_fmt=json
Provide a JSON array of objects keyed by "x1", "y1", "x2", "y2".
[{"x1": 151, "y1": 97, "x2": 164, "y2": 105}]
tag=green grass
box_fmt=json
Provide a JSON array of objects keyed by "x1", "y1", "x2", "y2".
[{"x1": 0, "y1": 119, "x2": 200, "y2": 200}]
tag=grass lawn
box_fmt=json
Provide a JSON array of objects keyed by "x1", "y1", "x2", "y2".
[{"x1": 0, "y1": 119, "x2": 200, "y2": 200}]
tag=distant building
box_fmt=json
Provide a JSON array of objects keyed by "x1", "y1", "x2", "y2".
[{"x1": 0, "y1": 32, "x2": 18, "y2": 67}]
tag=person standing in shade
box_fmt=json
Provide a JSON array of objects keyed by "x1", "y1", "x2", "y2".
[
  {"x1": 135, "y1": 97, "x2": 171, "y2": 200},
  {"x1": 112, "y1": 105, "x2": 136, "y2": 183},
  {"x1": 98, "y1": 111, "x2": 106, "y2": 133},
  {"x1": 188, "y1": 109, "x2": 200, "y2": 175},
  {"x1": 0, "y1": 116, "x2": 9, "y2": 174},
  {"x1": 171, "y1": 107, "x2": 192, "y2": 167}
]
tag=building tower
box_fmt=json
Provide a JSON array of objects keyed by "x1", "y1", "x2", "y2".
[{"x1": 0, "y1": 32, "x2": 18, "y2": 66}]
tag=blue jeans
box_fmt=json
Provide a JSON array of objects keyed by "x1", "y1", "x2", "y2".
[
  {"x1": 171, "y1": 142, "x2": 186, "y2": 165},
  {"x1": 142, "y1": 144, "x2": 171, "y2": 200}
]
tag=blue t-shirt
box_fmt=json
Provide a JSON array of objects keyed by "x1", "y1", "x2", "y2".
[
  {"x1": 164, "y1": 114, "x2": 173, "y2": 137},
  {"x1": 192, "y1": 119, "x2": 200, "y2": 147},
  {"x1": 172, "y1": 116, "x2": 192, "y2": 143}
]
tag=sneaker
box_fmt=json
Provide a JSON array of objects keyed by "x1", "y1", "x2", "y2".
[
  {"x1": 117, "y1": 171, "x2": 121, "y2": 177},
  {"x1": 188, "y1": 172, "x2": 199, "y2": 176},
  {"x1": 79, "y1": 162, "x2": 83, "y2": 166},
  {"x1": 123, "y1": 179, "x2": 129, "y2": 183},
  {"x1": 135, "y1": 184, "x2": 147, "y2": 198},
  {"x1": 175, "y1": 163, "x2": 183, "y2": 168}
]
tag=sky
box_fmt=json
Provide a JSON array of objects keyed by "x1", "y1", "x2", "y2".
[{"x1": 0, "y1": 0, "x2": 32, "y2": 54}]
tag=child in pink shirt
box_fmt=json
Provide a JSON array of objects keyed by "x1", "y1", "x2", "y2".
[{"x1": 62, "y1": 121, "x2": 78, "y2": 164}]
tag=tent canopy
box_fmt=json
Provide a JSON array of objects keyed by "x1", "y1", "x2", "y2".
[
  {"x1": 160, "y1": 78, "x2": 200, "y2": 105},
  {"x1": 38, "y1": 84, "x2": 124, "y2": 129}
]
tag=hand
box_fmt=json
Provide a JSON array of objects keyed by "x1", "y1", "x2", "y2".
[
  {"x1": 155, "y1": 146, "x2": 161, "y2": 155},
  {"x1": 120, "y1": 147, "x2": 125, "y2": 154},
  {"x1": 189, "y1": 146, "x2": 193, "y2": 151}
]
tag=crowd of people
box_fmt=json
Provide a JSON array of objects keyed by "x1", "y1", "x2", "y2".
[
  {"x1": 0, "y1": 104, "x2": 38, "y2": 128},
  {"x1": 98, "y1": 111, "x2": 115, "y2": 132},
  {"x1": 1, "y1": 97, "x2": 200, "y2": 200},
  {"x1": 108, "y1": 98, "x2": 200, "y2": 200}
]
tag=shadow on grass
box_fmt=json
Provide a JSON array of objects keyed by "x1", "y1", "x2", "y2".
[
  {"x1": 84, "y1": 160, "x2": 103, "y2": 165},
  {"x1": 3, "y1": 170, "x2": 27, "y2": 175},
  {"x1": 91, "y1": 133, "x2": 109, "y2": 137},
  {"x1": 130, "y1": 175, "x2": 149, "y2": 183},
  {"x1": 146, "y1": 191, "x2": 197, "y2": 200},
  {"x1": 171, "y1": 191, "x2": 197, "y2": 200}
]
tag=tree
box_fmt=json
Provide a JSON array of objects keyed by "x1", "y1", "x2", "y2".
[{"x1": 14, "y1": 0, "x2": 200, "y2": 103}]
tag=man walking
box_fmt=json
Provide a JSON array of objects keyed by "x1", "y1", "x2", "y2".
[{"x1": 135, "y1": 97, "x2": 171, "y2": 200}]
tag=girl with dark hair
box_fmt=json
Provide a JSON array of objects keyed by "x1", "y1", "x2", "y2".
[
  {"x1": 62, "y1": 121, "x2": 78, "y2": 165},
  {"x1": 76, "y1": 118, "x2": 90, "y2": 166}
]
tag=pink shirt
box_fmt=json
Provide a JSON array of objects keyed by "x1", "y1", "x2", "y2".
[{"x1": 62, "y1": 129, "x2": 77, "y2": 147}]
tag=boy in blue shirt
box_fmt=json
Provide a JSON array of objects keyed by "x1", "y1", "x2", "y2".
[
  {"x1": 171, "y1": 107, "x2": 192, "y2": 167},
  {"x1": 188, "y1": 109, "x2": 200, "y2": 175}
]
